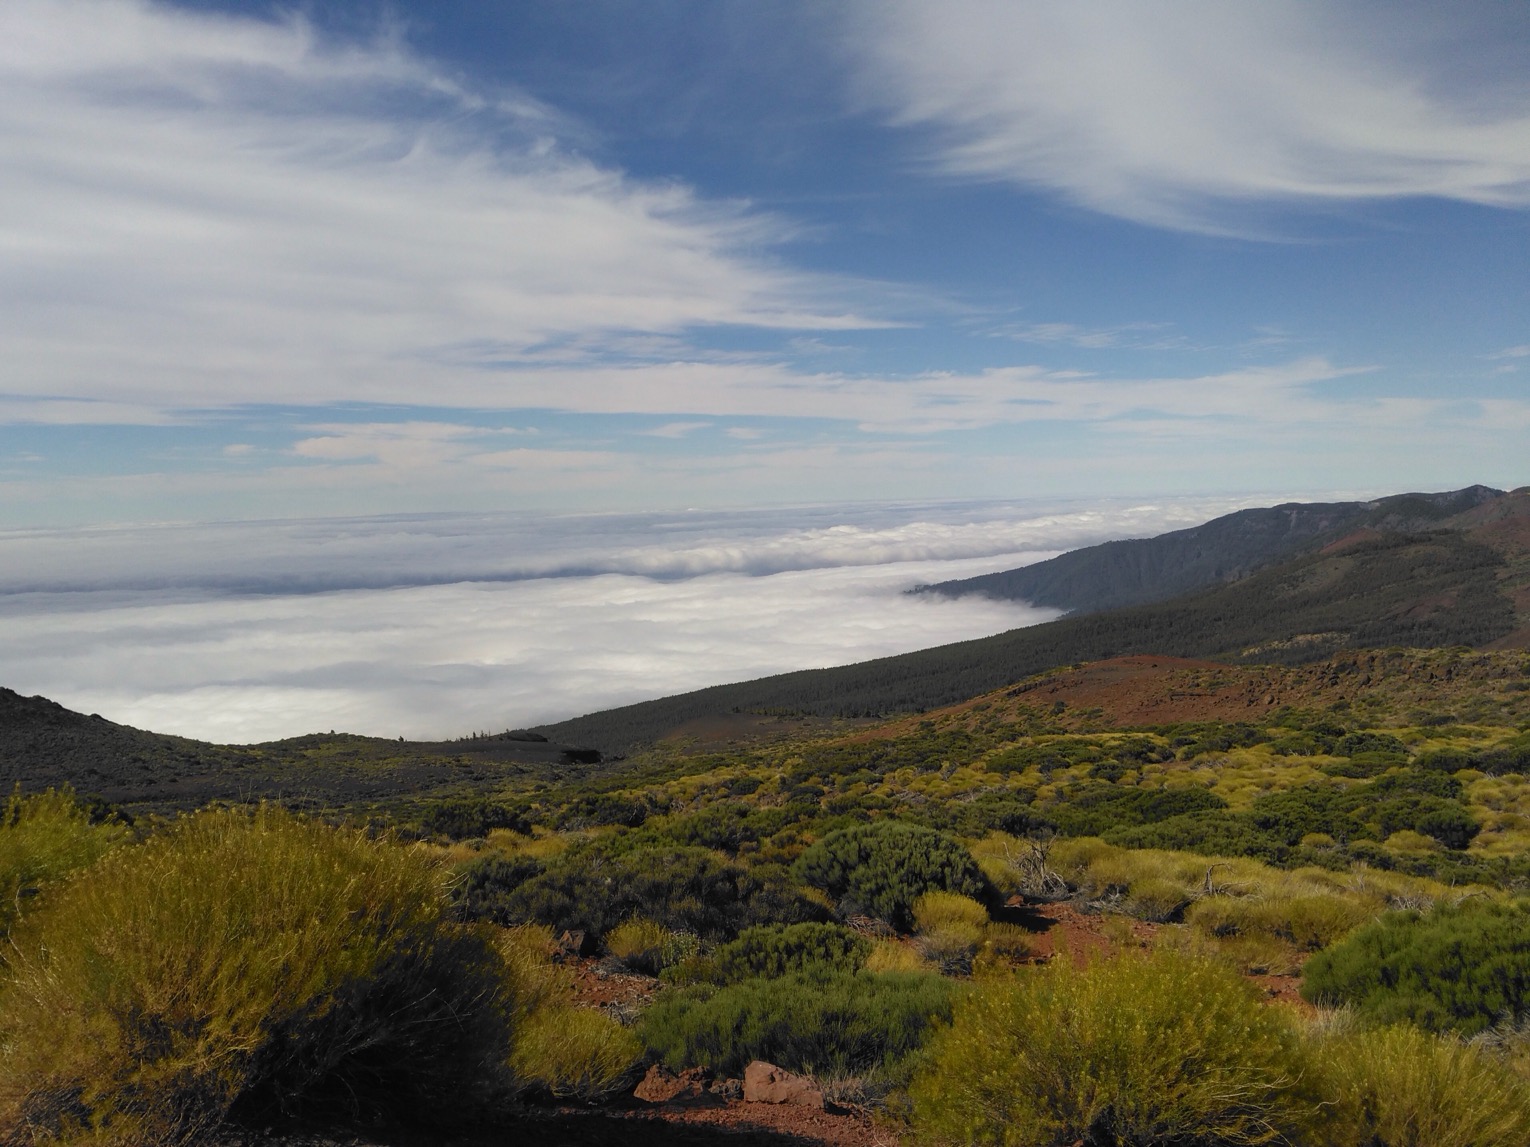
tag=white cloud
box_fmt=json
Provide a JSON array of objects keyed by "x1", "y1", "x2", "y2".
[
  {"x1": 849, "y1": 1, "x2": 1530, "y2": 233},
  {"x1": 0, "y1": 563, "x2": 1055, "y2": 742},
  {"x1": 0, "y1": 497, "x2": 1259, "y2": 595},
  {"x1": 0, "y1": 0, "x2": 885, "y2": 414},
  {"x1": 358, "y1": 354, "x2": 1370, "y2": 433},
  {"x1": 0, "y1": 493, "x2": 1392, "y2": 740},
  {"x1": 989, "y1": 321, "x2": 1188, "y2": 351},
  {"x1": 644, "y1": 421, "x2": 713, "y2": 438}
]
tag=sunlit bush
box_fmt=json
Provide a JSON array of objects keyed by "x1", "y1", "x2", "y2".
[
  {"x1": 1313, "y1": 1019, "x2": 1530, "y2": 1147},
  {"x1": 0, "y1": 786, "x2": 128, "y2": 941},
  {"x1": 510, "y1": 1007, "x2": 641, "y2": 1102},
  {"x1": 0, "y1": 807, "x2": 512, "y2": 1144},
  {"x1": 909, "y1": 948, "x2": 1317, "y2": 1147}
]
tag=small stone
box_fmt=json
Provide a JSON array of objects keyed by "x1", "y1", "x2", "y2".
[{"x1": 743, "y1": 1061, "x2": 825, "y2": 1109}]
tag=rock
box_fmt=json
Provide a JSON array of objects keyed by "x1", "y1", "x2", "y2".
[
  {"x1": 743, "y1": 1061, "x2": 825, "y2": 1109},
  {"x1": 633, "y1": 1064, "x2": 723, "y2": 1107},
  {"x1": 714, "y1": 1077, "x2": 744, "y2": 1101}
]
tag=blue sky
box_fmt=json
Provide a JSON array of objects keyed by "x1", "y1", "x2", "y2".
[{"x1": 4, "y1": 0, "x2": 1530, "y2": 525}]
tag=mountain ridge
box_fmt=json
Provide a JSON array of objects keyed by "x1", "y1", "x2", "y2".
[{"x1": 912, "y1": 485, "x2": 1505, "y2": 615}]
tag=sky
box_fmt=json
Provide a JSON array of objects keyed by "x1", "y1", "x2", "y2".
[
  {"x1": 3, "y1": 2, "x2": 1530, "y2": 738},
  {"x1": 4, "y1": 0, "x2": 1529, "y2": 523}
]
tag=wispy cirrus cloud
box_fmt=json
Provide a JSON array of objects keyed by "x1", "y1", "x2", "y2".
[
  {"x1": 847, "y1": 1, "x2": 1530, "y2": 234},
  {"x1": 0, "y1": 0, "x2": 889, "y2": 417},
  {"x1": 987, "y1": 321, "x2": 1189, "y2": 351}
]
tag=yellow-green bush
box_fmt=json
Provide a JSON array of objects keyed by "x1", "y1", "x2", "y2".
[
  {"x1": 0, "y1": 787, "x2": 127, "y2": 940},
  {"x1": 605, "y1": 916, "x2": 699, "y2": 975},
  {"x1": 1313, "y1": 1021, "x2": 1530, "y2": 1147},
  {"x1": 509, "y1": 1007, "x2": 641, "y2": 1101},
  {"x1": 908, "y1": 947, "x2": 1316, "y2": 1146},
  {"x1": 913, "y1": 890, "x2": 990, "y2": 937},
  {"x1": 912, "y1": 890, "x2": 989, "y2": 973},
  {"x1": 864, "y1": 939, "x2": 929, "y2": 974},
  {"x1": 495, "y1": 924, "x2": 643, "y2": 1100},
  {"x1": 973, "y1": 923, "x2": 1037, "y2": 974},
  {"x1": 0, "y1": 807, "x2": 512, "y2": 1144}
]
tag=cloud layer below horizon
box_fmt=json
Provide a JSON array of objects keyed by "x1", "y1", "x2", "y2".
[{"x1": 0, "y1": 497, "x2": 1252, "y2": 741}]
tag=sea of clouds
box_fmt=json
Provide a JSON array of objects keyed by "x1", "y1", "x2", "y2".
[{"x1": 0, "y1": 495, "x2": 1269, "y2": 742}]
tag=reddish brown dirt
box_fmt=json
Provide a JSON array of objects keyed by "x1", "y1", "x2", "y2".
[{"x1": 565, "y1": 959, "x2": 660, "y2": 1014}]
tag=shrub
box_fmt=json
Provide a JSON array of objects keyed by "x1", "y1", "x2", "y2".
[
  {"x1": 912, "y1": 891, "x2": 989, "y2": 973},
  {"x1": 973, "y1": 923, "x2": 1037, "y2": 974},
  {"x1": 1104, "y1": 811, "x2": 1287, "y2": 863},
  {"x1": 1314, "y1": 1022, "x2": 1530, "y2": 1147},
  {"x1": 420, "y1": 797, "x2": 529, "y2": 840},
  {"x1": 509, "y1": 1007, "x2": 641, "y2": 1102},
  {"x1": 793, "y1": 821, "x2": 987, "y2": 930},
  {"x1": 1415, "y1": 747, "x2": 1476, "y2": 773},
  {"x1": 0, "y1": 786, "x2": 128, "y2": 941},
  {"x1": 1301, "y1": 899, "x2": 1530, "y2": 1035},
  {"x1": 1050, "y1": 784, "x2": 1227, "y2": 838},
  {"x1": 605, "y1": 917, "x2": 698, "y2": 976},
  {"x1": 712, "y1": 922, "x2": 870, "y2": 983},
  {"x1": 1187, "y1": 893, "x2": 1371, "y2": 956},
  {"x1": 450, "y1": 853, "x2": 544, "y2": 925},
  {"x1": 864, "y1": 940, "x2": 930, "y2": 974},
  {"x1": 505, "y1": 845, "x2": 827, "y2": 939},
  {"x1": 1336, "y1": 731, "x2": 1408, "y2": 758},
  {"x1": 908, "y1": 948, "x2": 1317, "y2": 1147},
  {"x1": 0, "y1": 807, "x2": 513, "y2": 1143},
  {"x1": 638, "y1": 970, "x2": 955, "y2": 1079}
]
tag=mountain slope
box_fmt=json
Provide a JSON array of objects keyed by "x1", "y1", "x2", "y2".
[
  {"x1": 0, "y1": 688, "x2": 602, "y2": 814},
  {"x1": 537, "y1": 518, "x2": 1521, "y2": 754},
  {"x1": 915, "y1": 485, "x2": 1503, "y2": 614}
]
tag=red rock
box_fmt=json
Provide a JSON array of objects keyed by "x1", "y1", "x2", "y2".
[
  {"x1": 633, "y1": 1064, "x2": 723, "y2": 1106},
  {"x1": 743, "y1": 1061, "x2": 824, "y2": 1109}
]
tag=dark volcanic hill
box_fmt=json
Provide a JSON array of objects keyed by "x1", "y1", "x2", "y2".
[
  {"x1": 913, "y1": 485, "x2": 1504, "y2": 614},
  {"x1": 535, "y1": 487, "x2": 1530, "y2": 754},
  {"x1": 0, "y1": 688, "x2": 602, "y2": 815}
]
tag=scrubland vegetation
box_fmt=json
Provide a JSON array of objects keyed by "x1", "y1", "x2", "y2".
[{"x1": 4, "y1": 647, "x2": 1530, "y2": 1144}]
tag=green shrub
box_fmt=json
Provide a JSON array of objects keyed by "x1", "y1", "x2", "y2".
[
  {"x1": 0, "y1": 807, "x2": 513, "y2": 1143},
  {"x1": 793, "y1": 821, "x2": 987, "y2": 930},
  {"x1": 638, "y1": 970, "x2": 954, "y2": 1078},
  {"x1": 712, "y1": 922, "x2": 870, "y2": 983},
  {"x1": 505, "y1": 845, "x2": 827, "y2": 939},
  {"x1": 1050, "y1": 784, "x2": 1227, "y2": 838},
  {"x1": 1336, "y1": 731, "x2": 1408, "y2": 758},
  {"x1": 1314, "y1": 1022, "x2": 1530, "y2": 1147},
  {"x1": 450, "y1": 853, "x2": 544, "y2": 925},
  {"x1": 1414, "y1": 747, "x2": 1476, "y2": 773},
  {"x1": 1104, "y1": 811, "x2": 1288, "y2": 863},
  {"x1": 420, "y1": 797, "x2": 529, "y2": 840},
  {"x1": 1301, "y1": 899, "x2": 1530, "y2": 1035},
  {"x1": 908, "y1": 947, "x2": 1316, "y2": 1147},
  {"x1": 0, "y1": 786, "x2": 128, "y2": 941}
]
